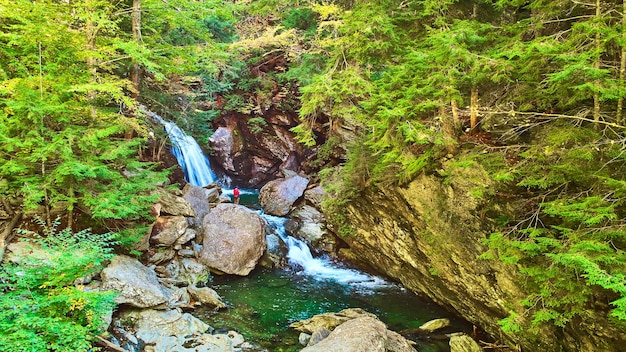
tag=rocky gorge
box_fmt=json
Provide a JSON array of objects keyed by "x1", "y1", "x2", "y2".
[{"x1": 194, "y1": 100, "x2": 626, "y2": 352}]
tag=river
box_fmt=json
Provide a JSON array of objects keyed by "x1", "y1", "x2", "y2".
[{"x1": 156, "y1": 113, "x2": 473, "y2": 351}]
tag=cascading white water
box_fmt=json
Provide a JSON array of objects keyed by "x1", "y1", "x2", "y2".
[
  {"x1": 148, "y1": 111, "x2": 217, "y2": 187},
  {"x1": 153, "y1": 115, "x2": 389, "y2": 289},
  {"x1": 262, "y1": 213, "x2": 389, "y2": 290}
]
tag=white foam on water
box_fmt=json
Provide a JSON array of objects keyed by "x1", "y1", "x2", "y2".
[{"x1": 262, "y1": 213, "x2": 390, "y2": 292}]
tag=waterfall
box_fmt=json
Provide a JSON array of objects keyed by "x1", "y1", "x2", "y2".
[
  {"x1": 154, "y1": 115, "x2": 388, "y2": 289},
  {"x1": 148, "y1": 110, "x2": 217, "y2": 187},
  {"x1": 262, "y1": 213, "x2": 389, "y2": 290}
]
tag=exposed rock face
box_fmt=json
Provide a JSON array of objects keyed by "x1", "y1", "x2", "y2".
[
  {"x1": 258, "y1": 175, "x2": 309, "y2": 216},
  {"x1": 338, "y1": 166, "x2": 626, "y2": 351},
  {"x1": 208, "y1": 126, "x2": 242, "y2": 173},
  {"x1": 208, "y1": 111, "x2": 309, "y2": 187},
  {"x1": 199, "y1": 203, "x2": 266, "y2": 275},
  {"x1": 300, "y1": 316, "x2": 416, "y2": 352},
  {"x1": 101, "y1": 255, "x2": 169, "y2": 308}
]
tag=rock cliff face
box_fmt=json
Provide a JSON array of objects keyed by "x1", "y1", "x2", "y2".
[
  {"x1": 209, "y1": 111, "x2": 314, "y2": 188},
  {"x1": 336, "y1": 165, "x2": 625, "y2": 352}
]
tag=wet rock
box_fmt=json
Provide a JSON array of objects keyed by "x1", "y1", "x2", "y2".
[
  {"x1": 449, "y1": 333, "x2": 483, "y2": 352},
  {"x1": 258, "y1": 175, "x2": 309, "y2": 216},
  {"x1": 101, "y1": 255, "x2": 169, "y2": 308},
  {"x1": 299, "y1": 333, "x2": 312, "y2": 346},
  {"x1": 300, "y1": 316, "x2": 416, "y2": 352},
  {"x1": 150, "y1": 216, "x2": 188, "y2": 247},
  {"x1": 259, "y1": 233, "x2": 288, "y2": 268},
  {"x1": 419, "y1": 318, "x2": 450, "y2": 332},
  {"x1": 290, "y1": 308, "x2": 377, "y2": 334},
  {"x1": 199, "y1": 204, "x2": 266, "y2": 276},
  {"x1": 303, "y1": 185, "x2": 325, "y2": 209},
  {"x1": 187, "y1": 284, "x2": 226, "y2": 309},
  {"x1": 307, "y1": 327, "x2": 331, "y2": 347},
  {"x1": 290, "y1": 205, "x2": 336, "y2": 252}
]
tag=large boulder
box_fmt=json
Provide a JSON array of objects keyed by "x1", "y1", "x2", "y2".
[
  {"x1": 154, "y1": 189, "x2": 196, "y2": 217},
  {"x1": 112, "y1": 308, "x2": 246, "y2": 352},
  {"x1": 199, "y1": 204, "x2": 266, "y2": 275},
  {"x1": 258, "y1": 175, "x2": 309, "y2": 216},
  {"x1": 289, "y1": 204, "x2": 336, "y2": 253},
  {"x1": 449, "y1": 333, "x2": 483, "y2": 352},
  {"x1": 187, "y1": 284, "x2": 227, "y2": 309},
  {"x1": 300, "y1": 316, "x2": 416, "y2": 352},
  {"x1": 101, "y1": 255, "x2": 169, "y2": 308},
  {"x1": 290, "y1": 308, "x2": 377, "y2": 334},
  {"x1": 150, "y1": 216, "x2": 188, "y2": 247}
]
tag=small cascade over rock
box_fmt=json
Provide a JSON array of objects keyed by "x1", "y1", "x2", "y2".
[{"x1": 262, "y1": 213, "x2": 388, "y2": 290}]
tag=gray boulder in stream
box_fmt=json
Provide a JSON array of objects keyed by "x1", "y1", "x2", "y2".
[
  {"x1": 258, "y1": 174, "x2": 309, "y2": 216},
  {"x1": 300, "y1": 316, "x2": 416, "y2": 352},
  {"x1": 101, "y1": 255, "x2": 169, "y2": 308},
  {"x1": 199, "y1": 203, "x2": 266, "y2": 276}
]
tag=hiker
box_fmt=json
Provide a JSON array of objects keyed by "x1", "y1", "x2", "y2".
[{"x1": 233, "y1": 187, "x2": 240, "y2": 204}]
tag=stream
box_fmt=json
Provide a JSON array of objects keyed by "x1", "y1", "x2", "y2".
[{"x1": 156, "y1": 114, "x2": 474, "y2": 351}]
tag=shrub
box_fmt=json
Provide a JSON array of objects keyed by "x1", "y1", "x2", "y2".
[{"x1": 0, "y1": 220, "x2": 117, "y2": 352}]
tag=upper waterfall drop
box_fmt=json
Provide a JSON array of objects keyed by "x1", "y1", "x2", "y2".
[{"x1": 148, "y1": 110, "x2": 217, "y2": 187}]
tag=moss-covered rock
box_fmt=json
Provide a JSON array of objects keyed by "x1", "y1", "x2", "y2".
[{"x1": 335, "y1": 157, "x2": 626, "y2": 352}]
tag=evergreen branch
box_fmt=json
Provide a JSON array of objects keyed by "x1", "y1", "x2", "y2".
[
  {"x1": 476, "y1": 109, "x2": 626, "y2": 129},
  {"x1": 541, "y1": 15, "x2": 595, "y2": 24}
]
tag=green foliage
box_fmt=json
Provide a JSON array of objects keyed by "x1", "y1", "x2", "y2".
[
  {"x1": 247, "y1": 117, "x2": 268, "y2": 133},
  {"x1": 480, "y1": 123, "x2": 626, "y2": 329},
  {"x1": 0, "y1": 0, "x2": 170, "y2": 224},
  {"x1": 281, "y1": 8, "x2": 318, "y2": 35},
  {"x1": 0, "y1": 220, "x2": 117, "y2": 351}
]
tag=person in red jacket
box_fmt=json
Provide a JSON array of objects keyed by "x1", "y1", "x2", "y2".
[{"x1": 233, "y1": 187, "x2": 240, "y2": 204}]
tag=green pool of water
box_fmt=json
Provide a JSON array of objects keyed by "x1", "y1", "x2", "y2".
[{"x1": 197, "y1": 267, "x2": 472, "y2": 351}]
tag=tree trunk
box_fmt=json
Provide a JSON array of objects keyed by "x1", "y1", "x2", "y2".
[
  {"x1": 85, "y1": 0, "x2": 98, "y2": 119},
  {"x1": 0, "y1": 211, "x2": 22, "y2": 263},
  {"x1": 593, "y1": 0, "x2": 601, "y2": 125},
  {"x1": 130, "y1": 0, "x2": 142, "y2": 100},
  {"x1": 67, "y1": 186, "x2": 74, "y2": 230},
  {"x1": 126, "y1": 0, "x2": 142, "y2": 139},
  {"x1": 451, "y1": 99, "x2": 460, "y2": 127},
  {"x1": 470, "y1": 87, "x2": 479, "y2": 130},
  {"x1": 441, "y1": 104, "x2": 458, "y2": 154},
  {"x1": 617, "y1": 0, "x2": 625, "y2": 125}
]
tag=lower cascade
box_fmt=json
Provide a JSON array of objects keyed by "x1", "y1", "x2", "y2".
[{"x1": 262, "y1": 213, "x2": 388, "y2": 290}]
